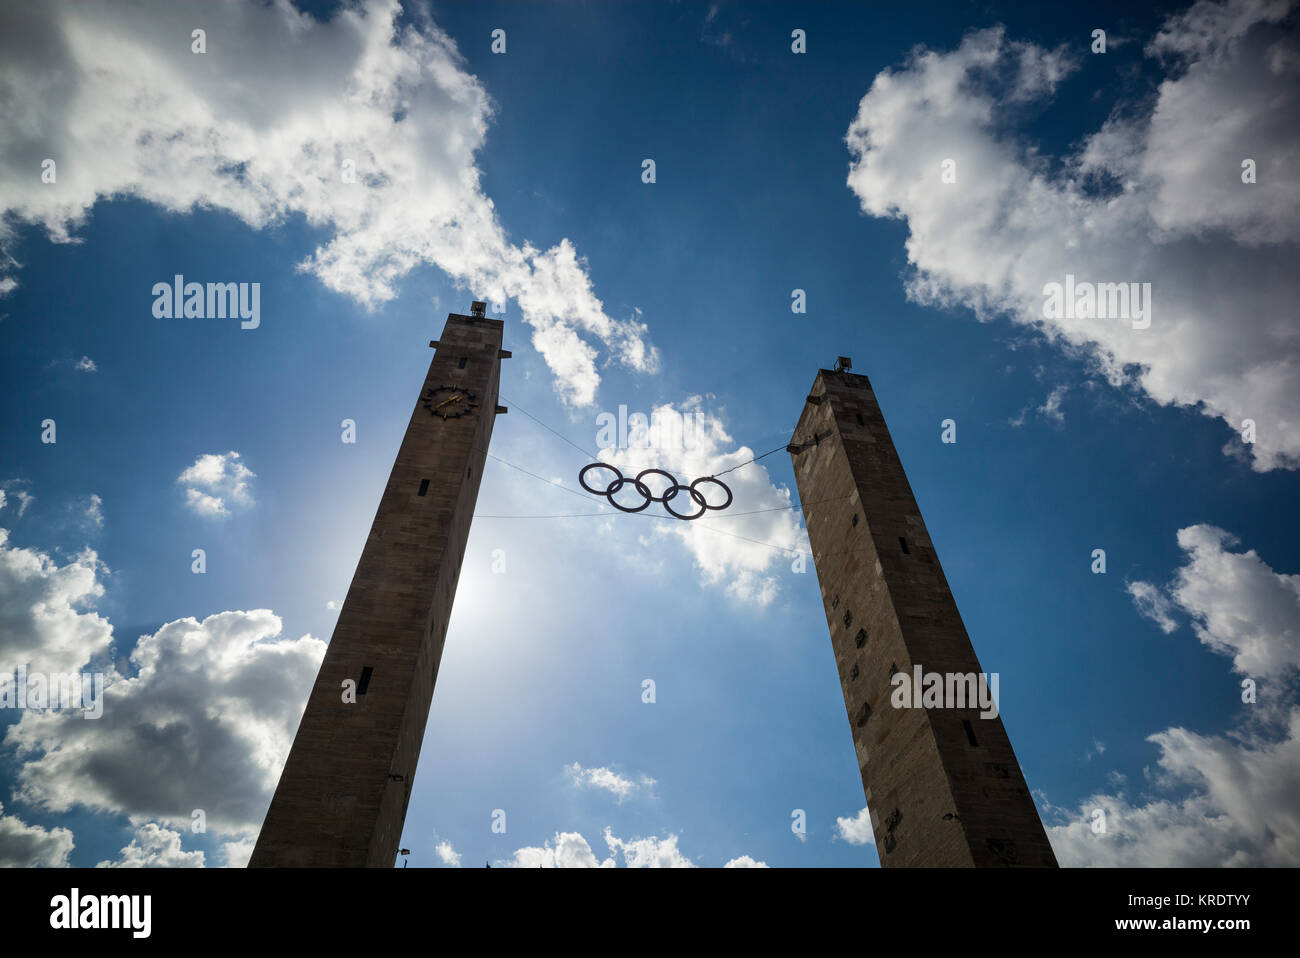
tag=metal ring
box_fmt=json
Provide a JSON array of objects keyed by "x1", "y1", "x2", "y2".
[
  {"x1": 690, "y1": 476, "x2": 733, "y2": 511},
  {"x1": 665, "y1": 480, "x2": 707, "y2": 519},
  {"x1": 605, "y1": 476, "x2": 653, "y2": 513},
  {"x1": 577, "y1": 462, "x2": 733, "y2": 521},
  {"x1": 579, "y1": 462, "x2": 622, "y2": 495},
  {"x1": 634, "y1": 468, "x2": 682, "y2": 503}
]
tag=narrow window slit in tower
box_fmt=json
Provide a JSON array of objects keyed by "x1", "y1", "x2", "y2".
[
  {"x1": 898, "y1": 536, "x2": 910, "y2": 555},
  {"x1": 856, "y1": 413, "x2": 864, "y2": 426},
  {"x1": 962, "y1": 719, "x2": 979, "y2": 747},
  {"x1": 418, "y1": 479, "x2": 429, "y2": 497},
  {"x1": 855, "y1": 628, "x2": 868, "y2": 649},
  {"x1": 457, "y1": 357, "x2": 467, "y2": 369},
  {"x1": 358, "y1": 666, "x2": 374, "y2": 695}
]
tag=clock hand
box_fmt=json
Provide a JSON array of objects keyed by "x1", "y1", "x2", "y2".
[{"x1": 434, "y1": 394, "x2": 464, "y2": 410}]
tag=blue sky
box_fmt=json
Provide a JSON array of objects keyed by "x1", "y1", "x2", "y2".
[{"x1": 1, "y1": 0, "x2": 1297, "y2": 868}]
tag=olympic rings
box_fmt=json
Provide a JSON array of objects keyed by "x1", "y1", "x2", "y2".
[{"x1": 578, "y1": 462, "x2": 733, "y2": 520}]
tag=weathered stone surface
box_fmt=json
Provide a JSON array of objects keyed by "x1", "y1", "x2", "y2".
[
  {"x1": 791, "y1": 368, "x2": 1057, "y2": 868},
  {"x1": 249, "y1": 312, "x2": 503, "y2": 867}
]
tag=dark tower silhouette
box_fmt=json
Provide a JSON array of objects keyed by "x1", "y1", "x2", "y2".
[
  {"x1": 250, "y1": 304, "x2": 508, "y2": 867},
  {"x1": 790, "y1": 362, "x2": 1056, "y2": 867}
]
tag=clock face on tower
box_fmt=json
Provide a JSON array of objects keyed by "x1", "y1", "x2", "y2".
[{"x1": 423, "y1": 385, "x2": 479, "y2": 420}]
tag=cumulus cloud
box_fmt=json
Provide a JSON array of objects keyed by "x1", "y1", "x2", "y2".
[
  {"x1": 845, "y1": 0, "x2": 1300, "y2": 470},
  {"x1": 220, "y1": 838, "x2": 255, "y2": 868},
  {"x1": 1128, "y1": 524, "x2": 1300, "y2": 677},
  {"x1": 1050, "y1": 524, "x2": 1300, "y2": 865},
  {"x1": 605, "y1": 830, "x2": 695, "y2": 868},
  {"x1": 435, "y1": 840, "x2": 461, "y2": 867},
  {"x1": 96, "y1": 823, "x2": 205, "y2": 868},
  {"x1": 74, "y1": 356, "x2": 96, "y2": 373},
  {"x1": 835, "y1": 805, "x2": 876, "y2": 846},
  {"x1": 0, "y1": 529, "x2": 112, "y2": 674},
  {"x1": 598, "y1": 398, "x2": 808, "y2": 605},
  {"x1": 0, "y1": 801, "x2": 75, "y2": 867},
  {"x1": 0, "y1": 0, "x2": 656, "y2": 405},
  {"x1": 1047, "y1": 709, "x2": 1300, "y2": 866},
  {"x1": 498, "y1": 827, "x2": 754, "y2": 868},
  {"x1": 565, "y1": 762, "x2": 656, "y2": 803},
  {"x1": 500, "y1": 831, "x2": 615, "y2": 868},
  {"x1": 6, "y1": 609, "x2": 324, "y2": 842},
  {"x1": 177, "y1": 451, "x2": 255, "y2": 519}
]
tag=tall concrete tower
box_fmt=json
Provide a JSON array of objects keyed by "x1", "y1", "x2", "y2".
[
  {"x1": 790, "y1": 362, "x2": 1056, "y2": 867},
  {"x1": 250, "y1": 304, "x2": 508, "y2": 867}
]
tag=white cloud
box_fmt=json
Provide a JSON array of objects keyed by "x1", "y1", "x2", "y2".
[
  {"x1": 1047, "y1": 709, "x2": 1300, "y2": 866},
  {"x1": 599, "y1": 398, "x2": 808, "y2": 605},
  {"x1": 499, "y1": 831, "x2": 614, "y2": 868},
  {"x1": 0, "y1": 801, "x2": 75, "y2": 867},
  {"x1": 177, "y1": 451, "x2": 255, "y2": 519},
  {"x1": 0, "y1": 529, "x2": 112, "y2": 674},
  {"x1": 0, "y1": 0, "x2": 656, "y2": 406},
  {"x1": 835, "y1": 805, "x2": 876, "y2": 846},
  {"x1": 0, "y1": 484, "x2": 321, "y2": 858},
  {"x1": 6, "y1": 609, "x2": 325, "y2": 841},
  {"x1": 1127, "y1": 580, "x2": 1178, "y2": 634},
  {"x1": 1037, "y1": 385, "x2": 1067, "y2": 425},
  {"x1": 220, "y1": 838, "x2": 255, "y2": 868},
  {"x1": 95, "y1": 822, "x2": 204, "y2": 868},
  {"x1": 81, "y1": 493, "x2": 104, "y2": 529},
  {"x1": 74, "y1": 356, "x2": 96, "y2": 373},
  {"x1": 435, "y1": 840, "x2": 461, "y2": 867},
  {"x1": 0, "y1": 482, "x2": 34, "y2": 518},
  {"x1": 845, "y1": 2, "x2": 1300, "y2": 470},
  {"x1": 1050, "y1": 523, "x2": 1300, "y2": 865},
  {"x1": 601, "y1": 828, "x2": 695, "y2": 868},
  {"x1": 565, "y1": 762, "x2": 656, "y2": 803},
  {"x1": 1128, "y1": 524, "x2": 1300, "y2": 677},
  {"x1": 499, "y1": 827, "x2": 753, "y2": 868}
]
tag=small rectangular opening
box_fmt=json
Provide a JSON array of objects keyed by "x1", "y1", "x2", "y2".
[
  {"x1": 418, "y1": 478, "x2": 430, "y2": 497},
  {"x1": 898, "y1": 536, "x2": 910, "y2": 555},
  {"x1": 856, "y1": 413, "x2": 864, "y2": 426},
  {"x1": 962, "y1": 719, "x2": 979, "y2": 747},
  {"x1": 358, "y1": 666, "x2": 374, "y2": 696},
  {"x1": 457, "y1": 357, "x2": 467, "y2": 369}
]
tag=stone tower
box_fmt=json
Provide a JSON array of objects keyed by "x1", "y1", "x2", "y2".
[
  {"x1": 790, "y1": 362, "x2": 1056, "y2": 867},
  {"x1": 250, "y1": 304, "x2": 508, "y2": 867}
]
